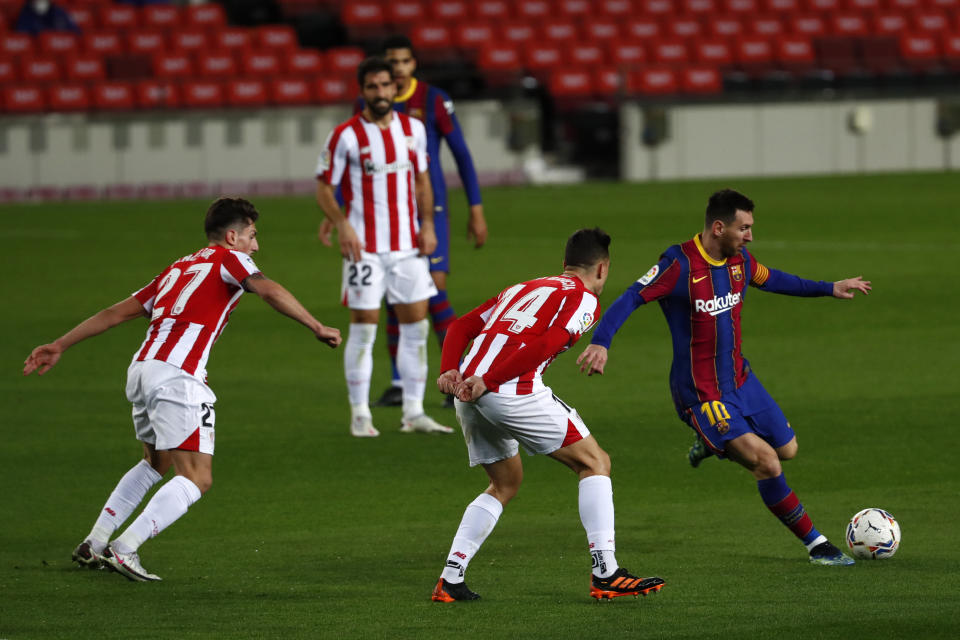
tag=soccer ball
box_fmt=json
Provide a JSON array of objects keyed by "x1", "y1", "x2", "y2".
[{"x1": 845, "y1": 508, "x2": 901, "y2": 559}]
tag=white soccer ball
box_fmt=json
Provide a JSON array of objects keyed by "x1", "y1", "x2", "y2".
[{"x1": 846, "y1": 508, "x2": 901, "y2": 560}]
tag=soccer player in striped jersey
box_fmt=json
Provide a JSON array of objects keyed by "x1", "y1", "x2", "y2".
[
  {"x1": 23, "y1": 198, "x2": 341, "y2": 581},
  {"x1": 320, "y1": 35, "x2": 487, "y2": 409},
  {"x1": 577, "y1": 189, "x2": 871, "y2": 566},
  {"x1": 431, "y1": 229, "x2": 664, "y2": 601},
  {"x1": 316, "y1": 57, "x2": 452, "y2": 437}
]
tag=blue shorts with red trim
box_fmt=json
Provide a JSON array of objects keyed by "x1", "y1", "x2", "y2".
[
  {"x1": 679, "y1": 371, "x2": 795, "y2": 456},
  {"x1": 428, "y1": 203, "x2": 449, "y2": 273}
]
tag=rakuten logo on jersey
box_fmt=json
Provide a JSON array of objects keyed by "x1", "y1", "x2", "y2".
[{"x1": 695, "y1": 292, "x2": 741, "y2": 316}]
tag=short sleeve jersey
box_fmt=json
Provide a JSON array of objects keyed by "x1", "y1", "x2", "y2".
[
  {"x1": 131, "y1": 245, "x2": 259, "y2": 381},
  {"x1": 316, "y1": 111, "x2": 428, "y2": 254},
  {"x1": 459, "y1": 275, "x2": 600, "y2": 395}
]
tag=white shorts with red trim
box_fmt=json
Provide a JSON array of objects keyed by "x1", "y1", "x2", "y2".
[
  {"x1": 454, "y1": 387, "x2": 590, "y2": 467},
  {"x1": 126, "y1": 360, "x2": 216, "y2": 455},
  {"x1": 341, "y1": 248, "x2": 437, "y2": 310}
]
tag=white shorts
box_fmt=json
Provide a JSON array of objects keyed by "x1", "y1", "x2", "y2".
[
  {"x1": 126, "y1": 359, "x2": 216, "y2": 455},
  {"x1": 341, "y1": 249, "x2": 438, "y2": 310},
  {"x1": 454, "y1": 387, "x2": 591, "y2": 467}
]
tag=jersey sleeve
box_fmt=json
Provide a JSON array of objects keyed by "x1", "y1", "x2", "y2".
[
  {"x1": 221, "y1": 250, "x2": 260, "y2": 288},
  {"x1": 552, "y1": 289, "x2": 599, "y2": 345},
  {"x1": 434, "y1": 90, "x2": 482, "y2": 207},
  {"x1": 412, "y1": 118, "x2": 429, "y2": 174},
  {"x1": 131, "y1": 273, "x2": 162, "y2": 314},
  {"x1": 747, "y1": 250, "x2": 833, "y2": 297},
  {"x1": 316, "y1": 125, "x2": 351, "y2": 186},
  {"x1": 591, "y1": 253, "x2": 682, "y2": 348},
  {"x1": 440, "y1": 294, "x2": 499, "y2": 372}
]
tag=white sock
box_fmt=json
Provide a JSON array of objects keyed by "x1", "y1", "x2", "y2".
[
  {"x1": 344, "y1": 323, "x2": 377, "y2": 418},
  {"x1": 440, "y1": 493, "x2": 503, "y2": 584},
  {"x1": 87, "y1": 460, "x2": 163, "y2": 553},
  {"x1": 112, "y1": 475, "x2": 201, "y2": 554},
  {"x1": 579, "y1": 475, "x2": 619, "y2": 578},
  {"x1": 398, "y1": 319, "x2": 429, "y2": 419}
]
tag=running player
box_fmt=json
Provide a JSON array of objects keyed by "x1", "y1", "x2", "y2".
[
  {"x1": 316, "y1": 56, "x2": 452, "y2": 437},
  {"x1": 320, "y1": 34, "x2": 487, "y2": 409},
  {"x1": 577, "y1": 189, "x2": 871, "y2": 566},
  {"x1": 23, "y1": 197, "x2": 341, "y2": 581},
  {"x1": 432, "y1": 228, "x2": 664, "y2": 601}
]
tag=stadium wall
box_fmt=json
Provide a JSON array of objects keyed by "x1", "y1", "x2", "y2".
[{"x1": 621, "y1": 97, "x2": 960, "y2": 181}]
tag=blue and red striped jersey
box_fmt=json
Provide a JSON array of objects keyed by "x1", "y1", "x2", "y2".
[{"x1": 591, "y1": 234, "x2": 834, "y2": 410}]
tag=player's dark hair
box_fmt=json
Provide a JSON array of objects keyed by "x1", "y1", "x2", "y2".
[
  {"x1": 706, "y1": 189, "x2": 754, "y2": 226},
  {"x1": 357, "y1": 56, "x2": 393, "y2": 86},
  {"x1": 382, "y1": 34, "x2": 415, "y2": 57},
  {"x1": 564, "y1": 228, "x2": 611, "y2": 268},
  {"x1": 205, "y1": 197, "x2": 259, "y2": 240}
]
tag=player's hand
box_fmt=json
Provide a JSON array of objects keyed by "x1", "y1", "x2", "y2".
[
  {"x1": 23, "y1": 342, "x2": 64, "y2": 376},
  {"x1": 437, "y1": 369, "x2": 463, "y2": 395},
  {"x1": 467, "y1": 204, "x2": 487, "y2": 248},
  {"x1": 456, "y1": 375, "x2": 488, "y2": 402},
  {"x1": 318, "y1": 219, "x2": 334, "y2": 246},
  {"x1": 336, "y1": 220, "x2": 363, "y2": 262},
  {"x1": 418, "y1": 221, "x2": 438, "y2": 257},
  {"x1": 576, "y1": 344, "x2": 608, "y2": 376},
  {"x1": 833, "y1": 276, "x2": 872, "y2": 299},
  {"x1": 314, "y1": 324, "x2": 342, "y2": 348}
]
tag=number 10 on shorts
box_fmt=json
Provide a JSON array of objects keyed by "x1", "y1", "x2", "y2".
[{"x1": 699, "y1": 400, "x2": 730, "y2": 434}]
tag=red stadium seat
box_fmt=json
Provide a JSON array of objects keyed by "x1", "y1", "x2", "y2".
[
  {"x1": 790, "y1": 15, "x2": 827, "y2": 37},
  {"x1": 608, "y1": 42, "x2": 648, "y2": 66},
  {"x1": 83, "y1": 32, "x2": 123, "y2": 56},
  {"x1": 182, "y1": 81, "x2": 224, "y2": 108},
  {"x1": 624, "y1": 18, "x2": 660, "y2": 40},
  {"x1": 549, "y1": 69, "x2": 594, "y2": 97},
  {"x1": 240, "y1": 51, "x2": 281, "y2": 77},
  {"x1": 153, "y1": 52, "x2": 194, "y2": 79},
  {"x1": 585, "y1": 20, "x2": 620, "y2": 41},
  {"x1": 227, "y1": 79, "x2": 268, "y2": 107},
  {"x1": 764, "y1": 0, "x2": 798, "y2": 10},
  {"x1": 685, "y1": 0, "x2": 718, "y2": 15},
  {"x1": 595, "y1": 67, "x2": 623, "y2": 95},
  {"x1": 388, "y1": 1, "x2": 426, "y2": 25},
  {"x1": 49, "y1": 84, "x2": 90, "y2": 112},
  {"x1": 216, "y1": 28, "x2": 253, "y2": 52},
  {"x1": 899, "y1": 33, "x2": 940, "y2": 66},
  {"x1": 271, "y1": 78, "x2": 312, "y2": 105},
  {"x1": 735, "y1": 36, "x2": 775, "y2": 71},
  {"x1": 38, "y1": 32, "x2": 79, "y2": 55},
  {"x1": 126, "y1": 31, "x2": 167, "y2": 56},
  {"x1": 650, "y1": 38, "x2": 690, "y2": 65},
  {"x1": 185, "y1": 4, "x2": 227, "y2": 29},
  {"x1": 804, "y1": 0, "x2": 839, "y2": 10},
  {"x1": 98, "y1": 5, "x2": 138, "y2": 30},
  {"x1": 257, "y1": 25, "x2": 298, "y2": 51},
  {"x1": 326, "y1": 47, "x2": 366, "y2": 74},
  {"x1": 477, "y1": 43, "x2": 520, "y2": 70},
  {"x1": 20, "y1": 56, "x2": 60, "y2": 83},
  {"x1": 845, "y1": 0, "x2": 880, "y2": 10},
  {"x1": 710, "y1": 16, "x2": 744, "y2": 38},
  {"x1": 285, "y1": 49, "x2": 324, "y2": 74},
  {"x1": 629, "y1": 68, "x2": 679, "y2": 95},
  {"x1": 640, "y1": 0, "x2": 673, "y2": 15},
  {"x1": 749, "y1": 16, "x2": 783, "y2": 37},
  {"x1": 667, "y1": 17, "x2": 703, "y2": 39},
  {"x1": 816, "y1": 37, "x2": 858, "y2": 73},
  {"x1": 542, "y1": 20, "x2": 579, "y2": 42},
  {"x1": 873, "y1": 13, "x2": 909, "y2": 36},
  {"x1": 93, "y1": 81, "x2": 135, "y2": 111},
  {"x1": 694, "y1": 39, "x2": 734, "y2": 66},
  {"x1": 3, "y1": 85, "x2": 46, "y2": 113},
  {"x1": 915, "y1": 12, "x2": 949, "y2": 34},
  {"x1": 523, "y1": 42, "x2": 563, "y2": 71},
  {"x1": 681, "y1": 67, "x2": 722, "y2": 93},
  {"x1": 2, "y1": 33, "x2": 33, "y2": 56},
  {"x1": 724, "y1": 0, "x2": 759, "y2": 12},
  {"x1": 930, "y1": 0, "x2": 959, "y2": 9},
  {"x1": 831, "y1": 13, "x2": 868, "y2": 37},
  {"x1": 567, "y1": 43, "x2": 606, "y2": 66},
  {"x1": 431, "y1": 0, "x2": 467, "y2": 21},
  {"x1": 557, "y1": 0, "x2": 591, "y2": 18},
  {"x1": 343, "y1": 1, "x2": 385, "y2": 28},
  {"x1": 0, "y1": 58, "x2": 14, "y2": 84},
  {"x1": 472, "y1": 0, "x2": 509, "y2": 20},
  {"x1": 141, "y1": 5, "x2": 182, "y2": 30},
  {"x1": 501, "y1": 22, "x2": 535, "y2": 43},
  {"x1": 170, "y1": 30, "x2": 209, "y2": 53},
  {"x1": 517, "y1": 0, "x2": 551, "y2": 20},
  {"x1": 65, "y1": 55, "x2": 106, "y2": 82},
  {"x1": 888, "y1": 0, "x2": 920, "y2": 7},
  {"x1": 942, "y1": 33, "x2": 960, "y2": 68},
  {"x1": 68, "y1": 6, "x2": 96, "y2": 30},
  {"x1": 136, "y1": 80, "x2": 180, "y2": 109},
  {"x1": 777, "y1": 35, "x2": 816, "y2": 69},
  {"x1": 454, "y1": 22, "x2": 494, "y2": 50},
  {"x1": 196, "y1": 51, "x2": 237, "y2": 77},
  {"x1": 314, "y1": 76, "x2": 351, "y2": 103},
  {"x1": 600, "y1": 0, "x2": 634, "y2": 16},
  {"x1": 411, "y1": 23, "x2": 453, "y2": 50}
]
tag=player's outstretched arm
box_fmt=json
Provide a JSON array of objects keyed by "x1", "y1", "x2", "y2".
[
  {"x1": 467, "y1": 204, "x2": 488, "y2": 248},
  {"x1": 833, "y1": 276, "x2": 871, "y2": 299},
  {"x1": 243, "y1": 274, "x2": 342, "y2": 348},
  {"x1": 577, "y1": 344, "x2": 609, "y2": 376},
  {"x1": 23, "y1": 296, "x2": 147, "y2": 376}
]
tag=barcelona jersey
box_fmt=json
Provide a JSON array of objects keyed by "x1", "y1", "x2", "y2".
[{"x1": 591, "y1": 235, "x2": 834, "y2": 411}]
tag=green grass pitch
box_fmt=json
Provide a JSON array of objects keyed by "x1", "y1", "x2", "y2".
[{"x1": 2, "y1": 173, "x2": 959, "y2": 638}]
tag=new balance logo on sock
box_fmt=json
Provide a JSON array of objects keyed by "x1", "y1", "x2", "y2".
[
  {"x1": 453, "y1": 551, "x2": 467, "y2": 560},
  {"x1": 104, "y1": 508, "x2": 116, "y2": 516},
  {"x1": 591, "y1": 551, "x2": 606, "y2": 575},
  {"x1": 445, "y1": 560, "x2": 465, "y2": 577}
]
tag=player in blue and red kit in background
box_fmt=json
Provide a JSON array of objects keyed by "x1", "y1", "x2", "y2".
[
  {"x1": 321, "y1": 36, "x2": 487, "y2": 408},
  {"x1": 577, "y1": 189, "x2": 871, "y2": 566}
]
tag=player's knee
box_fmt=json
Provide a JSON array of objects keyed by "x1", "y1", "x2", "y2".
[
  {"x1": 755, "y1": 453, "x2": 782, "y2": 479},
  {"x1": 587, "y1": 448, "x2": 612, "y2": 477},
  {"x1": 488, "y1": 481, "x2": 519, "y2": 505},
  {"x1": 778, "y1": 440, "x2": 798, "y2": 460}
]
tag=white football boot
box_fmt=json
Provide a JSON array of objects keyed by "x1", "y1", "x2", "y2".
[
  {"x1": 400, "y1": 414, "x2": 454, "y2": 434},
  {"x1": 350, "y1": 415, "x2": 380, "y2": 438},
  {"x1": 102, "y1": 544, "x2": 161, "y2": 582}
]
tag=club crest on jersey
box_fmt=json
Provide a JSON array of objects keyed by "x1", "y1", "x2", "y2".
[
  {"x1": 318, "y1": 148, "x2": 331, "y2": 172},
  {"x1": 405, "y1": 136, "x2": 415, "y2": 151},
  {"x1": 730, "y1": 264, "x2": 744, "y2": 282},
  {"x1": 409, "y1": 108, "x2": 423, "y2": 119},
  {"x1": 638, "y1": 264, "x2": 659, "y2": 285}
]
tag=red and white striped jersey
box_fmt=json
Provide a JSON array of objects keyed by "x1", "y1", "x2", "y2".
[
  {"x1": 316, "y1": 111, "x2": 428, "y2": 254},
  {"x1": 131, "y1": 245, "x2": 260, "y2": 381},
  {"x1": 460, "y1": 275, "x2": 600, "y2": 395}
]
